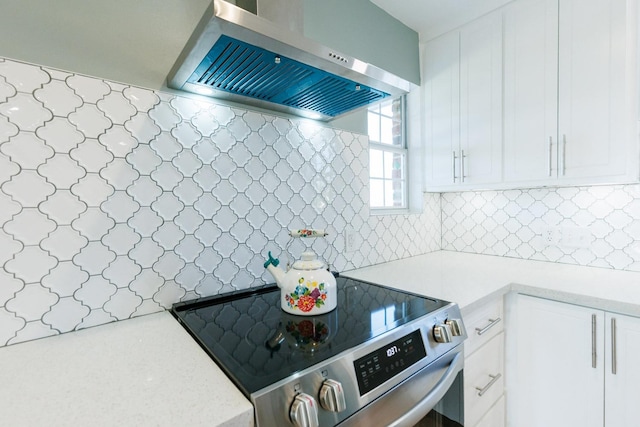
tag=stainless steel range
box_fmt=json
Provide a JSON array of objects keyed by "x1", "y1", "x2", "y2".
[{"x1": 171, "y1": 275, "x2": 466, "y2": 427}]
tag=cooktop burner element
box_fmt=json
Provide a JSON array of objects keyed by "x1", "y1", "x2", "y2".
[{"x1": 171, "y1": 275, "x2": 466, "y2": 427}]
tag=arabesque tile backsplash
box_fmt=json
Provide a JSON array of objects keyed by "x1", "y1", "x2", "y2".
[
  {"x1": 0, "y1": 57, "x2": 441, "y2": 347},
  {"x1": 1, "y1": 57, "x2": 640, "y2": 349},
  {"x1": 442, "y1": 186, "x2": 640, "y2": 271}
]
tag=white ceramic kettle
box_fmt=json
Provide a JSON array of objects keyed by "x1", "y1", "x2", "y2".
[{"x1": 264, "y1": 250, "x2": 337, "y2": 315}]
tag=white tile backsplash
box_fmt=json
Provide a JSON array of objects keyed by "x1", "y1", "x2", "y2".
[
  {"x1": 442, "y1": 186, "x2": 640, "y2": 271},
  {"x1": 0, "y1": 57, "x2": 441, "y2": 347},
  {"x1": 4, "y1": 53, "x2": 637, "y2": 349}
]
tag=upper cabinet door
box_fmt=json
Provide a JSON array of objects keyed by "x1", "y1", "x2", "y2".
[
  {"x1": 558, "y1": 0, "x2": 636, "y2": 182},
  {"x1": 459, "y1": 11, "x2": 503, "y2": 186},
  {"x1": 503, "y1": 0, "x2": 559, "y2": 184},
  {"x1": 423, "y1": 31, "x2": 460, "y2": 188}
]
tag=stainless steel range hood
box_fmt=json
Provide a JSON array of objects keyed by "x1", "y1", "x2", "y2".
[{"x1": 167, "y1": 0, "x2": 411, "y2": 121}]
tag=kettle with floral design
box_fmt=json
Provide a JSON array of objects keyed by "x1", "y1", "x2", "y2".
[{"x1": 263, "y1": 230, "x2": 337, "y2": 316}]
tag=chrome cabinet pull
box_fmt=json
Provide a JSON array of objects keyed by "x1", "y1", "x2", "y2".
[
  {"x1": 452, "y1": 151, "x2": 458, "y2": 183},
  {"x1": 561, "y1": 134, "x2": 567, "y2": 176},
  {"x1": 475, "y1": 317, "x2": 501, "y2": 336},
  {"x1": 611, "y1": 318, "x2": 617, "y2": 375},
  {"x1": 548, "y1": 136, "x2": 553, "y2": 177},
  {"x1": 461, "y1": 150, "x2": 466, "y2": 183},
  {"x1": 476, "y1": 373, "x2": 501, "y2": 397},
  {"x1": 592, "y1": 314, "x2": 597, "y2": 369}
]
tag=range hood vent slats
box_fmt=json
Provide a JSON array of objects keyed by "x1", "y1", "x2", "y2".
[
  {"x1": 186, "y1": 35, "x2": 388, "y2": 118},
  {"x1": 198, "y1": 43, "x2": 249, "y2": 85},
  {"x1": 282, "y1": 76, "x2": 385, "y2": 117},
  {"x1": 168, "y1": 1, "x2": 410, "y2": 120},
  {"x1": 215, "y1": 49, "x2": 264, "y2": 90}
]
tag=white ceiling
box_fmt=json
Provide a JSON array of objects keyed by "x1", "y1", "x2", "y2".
[{"x1": 370, "y1": 0, "x2": 513, "y2": 41}]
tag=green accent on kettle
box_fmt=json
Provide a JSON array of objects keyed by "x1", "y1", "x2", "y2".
[{"x1": 263, "y1": 251, "x2": 280, "y2": 269}]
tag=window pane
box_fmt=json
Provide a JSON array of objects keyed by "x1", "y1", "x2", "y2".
[
  {"x1": 380, "y1": 101, "x2": 394, "y2": 118},
  {"x1": 383, "y1": 181, "x2": 394, "y2": 207},
  {"x1": 370, "y1": 149, "x2": 384, "y2": 179},
  {"x1": 383, "y1": 151, "x2": 405, "y2": 180},
  {"x1": 380, "y1": 116, "x2": 393, "y2": 145},
  {"x1": 392, "y1": 119, "x2": 403, "y2": 146},
  {"x1": 370, "y1": 179, "x2": 385, "y2": 207},
  {"x1": 393, "y1": 152, "x2": 405, "y2": 179},
  {"x1": 386, "y1": 180, "x2": 405, "y2": 207},
  {"x1": 368, "y1": 111, "x2": 380, "y2": 143}
]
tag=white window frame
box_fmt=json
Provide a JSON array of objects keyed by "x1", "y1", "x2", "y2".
[{"x1": 368, "y1": 96, "x2": 409, "y2": 214}]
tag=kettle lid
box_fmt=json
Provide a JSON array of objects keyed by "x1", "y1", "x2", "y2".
[{"x1": 292, "y1": 251, "x2": 325, "y2": 270}]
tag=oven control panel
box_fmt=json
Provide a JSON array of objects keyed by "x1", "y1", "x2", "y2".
[{"x1": 353, "y1": 329, "x2": 427, "y2": 396}]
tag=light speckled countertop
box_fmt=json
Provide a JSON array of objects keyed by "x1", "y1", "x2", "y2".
[
  {"x1": 341, "y1": 251, "x2": 640, "y2": 317},
  {"x1": 2, "y1": 250, "x2": 640, "y2": 427},
  {"x1": 0, "y1": 311, "x2": 253, "y2": 427}
]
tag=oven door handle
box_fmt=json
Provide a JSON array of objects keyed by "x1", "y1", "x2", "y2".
[{"x1": 388, "y1": 350, "x2": 464, "y2": 427}]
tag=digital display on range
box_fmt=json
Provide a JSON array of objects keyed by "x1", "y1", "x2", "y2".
[{"x1": 353, "y1": 329, "x2": 427, "y2": 396}]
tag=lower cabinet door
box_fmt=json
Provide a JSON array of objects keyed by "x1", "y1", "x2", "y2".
[
  {"x1": 514, "y1": 295, "x2": 604, "y2": 427},
  {"x1": 464, "y1": 332, "x2": 503, "y2": 426},
  {"x1": 605, "y1": 312, "x2": 640, "y2": 427},
  {"x1": 474, "y1": 396, "x2": 504, "y2": 427}
]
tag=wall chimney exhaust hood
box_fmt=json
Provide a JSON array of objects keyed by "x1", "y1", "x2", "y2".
[{"x1": 167, "y1": 0, "x2": 411, "y2": 121}]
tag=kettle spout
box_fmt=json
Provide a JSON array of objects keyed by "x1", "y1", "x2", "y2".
[{"x1": 264, "y1": 251, "x2": 286, "y2": 288}]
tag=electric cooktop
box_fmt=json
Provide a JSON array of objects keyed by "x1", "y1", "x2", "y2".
[{"x1": 171, "y1": 275, "x2": 449, "y2": 397}]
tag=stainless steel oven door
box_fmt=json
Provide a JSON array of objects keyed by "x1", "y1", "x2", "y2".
[{"x1": 339, "y1": 345, "x2": 464, "y2": 427}]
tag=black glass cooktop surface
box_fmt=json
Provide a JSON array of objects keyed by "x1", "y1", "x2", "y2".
[{"x1": 171, "y1": 276, "x2": 447, "y2": 397}]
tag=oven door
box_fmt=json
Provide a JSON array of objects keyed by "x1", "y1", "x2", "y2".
[{"x1": 339, "y1": 346, "x2": 464, "y2": 427}]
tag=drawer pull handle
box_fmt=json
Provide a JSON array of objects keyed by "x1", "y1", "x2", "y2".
[
  {"x1": 476, "y1": 373, "x2": 502, "y2": 397},
  {"x1": 475, "y1": 317, "x2": 501, "y2": 336}
]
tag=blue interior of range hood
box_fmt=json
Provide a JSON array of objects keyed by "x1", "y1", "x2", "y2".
[{"x1": 187, "y1": 35, "x2": 390, "y2": 118}]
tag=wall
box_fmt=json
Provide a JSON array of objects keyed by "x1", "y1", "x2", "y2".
[
  {"x1": 442, "y1": 186, "x2": 640, "y2": 272},
  {"x1": 0, "y1": 0, "x2": 210, "y2": 92},
  {"x1": 0, "y1": 57, "x2": 441, "y2": 347}
]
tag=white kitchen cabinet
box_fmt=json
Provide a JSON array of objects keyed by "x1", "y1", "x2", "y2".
[
  {"x1": 604, "y1": 312, "x2": 640, "y2": 427},
  {"x1": 512, "y1": 295, "x2": 604, "y2": 427},
  {"x1": 503, "y1": 0, "x2": 638, "y2": 187},
  {"x1": 423, "y1": 31, "x2": 460, "y2": 187},
  {"x1": 424, "y1": 11, "x2": 503, "y2": 190},
  {"x1": 503, "y1": 0, "x2": 558, "y2": 184},
  {"x1": 474, "y1": 396, "x2": 504, "y2": 427},
  {"x1": 462, "y1": 297, "x2": 505, "y2": 427},
  {"x1": 557, "y1": 0, "x2": 635, "y2": 183},
  {"x1": 464, "y1": 333, "x2": 504, "y2": 427},
  {"x1": 458, "y1": 12, "x2": 503, "y2": 187},
  {"x1": 463, "y1": 297, "x2": 503, "y2": 357},
  {"x1": 512, "y1": 294, "x2": 640, "y2": 427}
]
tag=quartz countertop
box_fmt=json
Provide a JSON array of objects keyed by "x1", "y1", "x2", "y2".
[
  {"x1": 0, "y1": 311, "x2": 254, "y2": 427},
  {"x1": 341, "y1": 251, "x2": 640, "y2": 318},
  {"x1": 2, "y1": 250, "x2": 640, "y2": 427}
]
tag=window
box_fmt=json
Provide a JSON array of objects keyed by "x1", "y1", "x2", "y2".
[{"x1": 368, "y1": 96, "x2": 407, "y2": 210}]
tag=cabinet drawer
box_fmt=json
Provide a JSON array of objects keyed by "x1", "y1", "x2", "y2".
[
  {"x1": 473, "y1": 396, "x2": 505, "y2": 427},
  {"x1": 464, "y1": 332, "x2": 504, "y2": 426},
  {"x1": 463, "y1": 298, "x2": 503, "y2": 356}
]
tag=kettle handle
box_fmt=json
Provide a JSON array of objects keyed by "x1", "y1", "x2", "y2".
[{"x1": 289, "y1": 229, "x2": 328, "y2": 238}]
